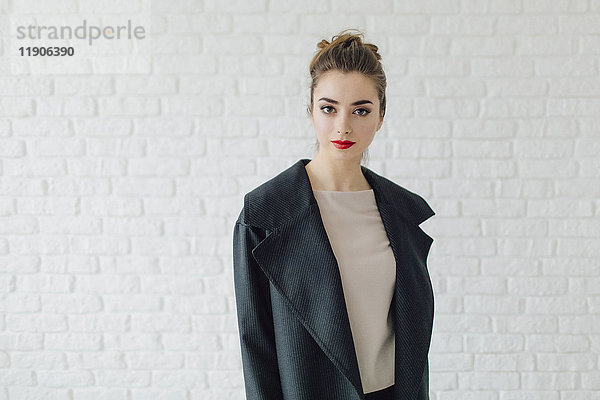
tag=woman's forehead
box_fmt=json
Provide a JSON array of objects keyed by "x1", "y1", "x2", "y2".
[{"x1": 314, "y1": 70, "x2": 379, "y2": 100}]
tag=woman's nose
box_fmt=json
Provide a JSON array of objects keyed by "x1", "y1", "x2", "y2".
[{"x1": 336, "y1": 115, "x2": 352, "y2": 134}]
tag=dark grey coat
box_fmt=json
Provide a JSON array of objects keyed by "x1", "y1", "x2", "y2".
[{"x1": 233, "y1": 158, "x2": 435, "y2": 400}]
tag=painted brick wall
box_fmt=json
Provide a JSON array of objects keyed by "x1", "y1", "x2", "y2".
[{"x1": 1, "y1": 0, "x2": 599, "y2": 399}]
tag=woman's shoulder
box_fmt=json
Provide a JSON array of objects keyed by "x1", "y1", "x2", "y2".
[
  {"x1": 362, "y1": 166, "x2": 436, "y2": 225},
  {"x1": 237, "y1": 159, "x2": 312, "y2": 229}
]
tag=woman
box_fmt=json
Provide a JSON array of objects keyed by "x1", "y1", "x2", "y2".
[{"x1": 233, "y1": 30, "x2": 435, "y2": 400}]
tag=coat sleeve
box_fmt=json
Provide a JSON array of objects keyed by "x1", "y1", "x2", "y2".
[
  {"x1": 233, "y1": 218, "x2": 284, "y2": 400},
  {"x1": 416, "y1": 356, "x2": 431, "y2": 399}
]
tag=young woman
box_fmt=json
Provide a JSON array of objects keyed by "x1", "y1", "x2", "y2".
[{"x1": 233, "y1": 29, "x2": 435, "y2": 400}]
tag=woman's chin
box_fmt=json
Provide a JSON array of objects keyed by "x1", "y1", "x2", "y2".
[{"x1": 326, "y1": 150, "x2": 362, "y2": 162}]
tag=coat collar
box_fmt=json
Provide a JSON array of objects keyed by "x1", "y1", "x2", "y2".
[
  {"x1": 243, "y1": 158, "x2": 434, "y2": 231},
  {"x1": 246, "y1": 159, "x2": 435, "y2": 399}
]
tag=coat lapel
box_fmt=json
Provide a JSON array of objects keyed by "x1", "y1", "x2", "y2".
[
  {"x1": 377, "y1": 199, "x2": 435, "y2": 399},
  {"x1": 249, "y1": 159, "x2": 435, "y2": 399}
]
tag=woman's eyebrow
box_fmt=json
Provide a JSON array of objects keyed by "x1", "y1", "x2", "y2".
[{"x1": 318, "y1": 97, "x2": 373, "y2": 106}]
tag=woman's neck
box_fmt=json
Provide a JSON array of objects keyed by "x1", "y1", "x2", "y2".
[{"x1": 304, "y1": 156, "x2": 371, "y2": 192}]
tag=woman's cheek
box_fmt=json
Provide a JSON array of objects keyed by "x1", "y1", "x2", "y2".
[{"x1": 314, "y1": 118, "x2": 331, "y2": 137}]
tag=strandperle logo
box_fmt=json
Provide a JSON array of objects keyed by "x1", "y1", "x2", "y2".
[{"x1": 16, "y1": 19, "x2": 146, "y2": 46}]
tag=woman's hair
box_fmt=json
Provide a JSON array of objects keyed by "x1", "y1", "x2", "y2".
[{"x1": 307, "y1": 29, "x2": 387, "y2": 165}]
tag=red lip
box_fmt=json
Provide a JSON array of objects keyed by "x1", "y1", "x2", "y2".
[{"x1": 331, "y1": 140, "x2": 355, "y2": 149}]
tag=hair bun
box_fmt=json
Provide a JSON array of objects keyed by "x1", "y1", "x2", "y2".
[{"x1": 317, "y1": 39, "x2": 330, "y2": 50}]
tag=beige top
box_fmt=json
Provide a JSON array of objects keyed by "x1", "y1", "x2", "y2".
[{"x1": 313, "y1": 189, "x2": 396, "y2": 393}]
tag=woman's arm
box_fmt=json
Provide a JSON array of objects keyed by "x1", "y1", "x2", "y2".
[{"x1": 233, "y1": 220, "x2": 284, "y2": 400}]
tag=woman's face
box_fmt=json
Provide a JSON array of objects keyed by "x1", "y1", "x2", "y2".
[{"x1": 311, "y1": 70, "x2": 383, "y2": 163}]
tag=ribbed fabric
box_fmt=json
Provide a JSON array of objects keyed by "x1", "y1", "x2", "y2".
[{"x1": 313, "y1": 189, "x2": 396, "y2": 393}]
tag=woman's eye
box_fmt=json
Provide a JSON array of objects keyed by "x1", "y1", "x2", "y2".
[
  {"x1": 320, "y1": 106, "x2": 370, "y2": 116},
  {"x1": 354, "y1": 108, "x2": 370, "y2": 116}
]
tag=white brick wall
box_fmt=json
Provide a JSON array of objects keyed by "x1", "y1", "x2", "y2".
[{"x1": 1, "y1": 0, "x2": 599, "y2": 399}]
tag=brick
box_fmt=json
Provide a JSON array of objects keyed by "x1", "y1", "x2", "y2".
[
  {"x1": 98, "y1": 96, "x2": 159, "y2": 116},
  {"x1": 434, "y1": 315, "x2": 492, "y2": 333},
  {"x1": 154, "y1": 55, "x2": 217, "y2": 74},
  {"x1": 231, "y1": 14, "x2": 298, "y2": 34},
  {"x1": 14, "y1": 275, "x2": 72, "y2": 294},
  {"x1": 0, "y1": 78, "x2": 52, "y2": 95},
  {"x1": 131, "y1": 237, "x2": 190, "y2": 256},
  {"x1": 220, "y1": 55, "x2": 283, "y2": 76},
  {"x1": 38, "y1": 370, "x2": 94, "y2": 387},
  {"x1": 128, "y1": 158, "x2": 190, "y2": 176},
  {"x1": 130, "y1": 315, "x2": 191, "y2": 332},
  {"x1": 434, "y1": 238, "x2": 496, "y2": 256},
  {"x1": 455, "y1": 160, "x2": 516, "y2": 178},
  {"x1": 497, "y1": 15, "x2": 558, "y2": 34},
  {"x1": 205, "y1": 0, "x2": 266, "y2": 12},
  {"x1": 452, "y1": 37, "x2": 514, "y2": 56},
  {"x1": 551, "y1": 78, "x2": 600, "y2": 97},
  {"x1": 494, "y1": 316, "x2": 558, "y2": 333},
  {"x1": 170, "y1": 14, "x2": 231, "y2": 34},
  {"x1": 10, "y1": 351, "x2": 66, "y2": 369},
  {"x1": 410, "y1": 57, "x2": 468, "y2": 76},
  {"x1": 431, "y1": 16, "x2": 495, "y2": 34},
  {"x1": 475, "y1": 353, "x2": 534, "y2": 371},
  {"x1": 452, "y1": 139, "x2": 511, "y2": 158},
  {"x1": 0, "y1": 98, "x2": 34, "y2": 117},
  {"x1": 482, "y1": 218, "x2": 547, "y2": 236},
  {"x1": 514, "y1": 139, "x2": 574, "y2": 158},
  {"x1": 103, "y1": 295, "x2": 161, "y2": 312},
  {"x1": 454, "y1": 120, "x2": 516, "y2": 138},
  {"x1": 160, "y1": 256, "x2": 222, "y2": 276},
  {"x1": 465, "y1": 334, "x2": 524, "y2": 353},
  {"x1": 524, "y1": 0, "x2": 588, "y2": 12},
  {"x1": 68, "y1": 315, "x2": 128, "y2": 333},
  {"x1": 395, "y1": 0, "x2": 460, "y2": 13},
  {"x1": 0, "y1": 256, "x2": 40, "y2": 273},
  {"x1": 416, "y1": 98, "x2": 478, "y2": 118},
  {"x1": 429, "y1": 78, "x2": 485, "y2": 97},
  {"x1": 526, "y1": 334, "x2": 589, "y2": 352},
  {"x1": 164, "y1": 96, "x2": 223, "y2": 116},
  {"x1": 517, "y1": 36, "x2": 577, "y2": 55},
  {"x1": 464, "y1": 295, "x2": 520, "y2": 314},
  {"x1": 472, "y1": 58, "x2": 534, "y2": 77},
  {"x1": 536, "y1": 56, "x2": 597, "y2": 77},
  {"x1": 12, "y1": 118, "x2": 71, "y2": 137},
  {"x1": 559, "y1": 15, "x2": 600, "y2": 33},
  {"x1": 518, "y1": 160, "x2": 578, "y2": 178},
  {"x1": 487, "y1": 78, "x2": 548, "y2": 97},
  {"x1": 366, "y1": 16, "x2": 429, "y2": 35},
  {"x1": 44, "y1": 333, "x2": 102, "y2": 351},
  {"x1": 139, "y1": 275, "x2": 204, "y2": 295},
  {"x1": 508, "y1": 277, "x2": 569, "y2": 295},
  {"x1": 0, "y1": 139, "x2": 26, "y2": 158},
  {"x1": 12, "y1": 0, "x2": 76, "y2": 12},
  {"x1": 528, "y1": 199, "x2": 593, "y2": 217},
  {"x1": 488, "y1": 0, "x2": 522, "y2": 13},
  {"x1": 179, "y1": 76, "x2": 236, "y2": 95},
  {"x1": 126, "y1": 352, "x2": 184, "y2": 369},
  {"x1": 73, "y1": 389, "x2": 128, "y2": 400},
  {"x1": 31, "y1": 139, "x2": 85, "y2": 157},
  {"x1": 94, "y1": 370, "x2": 151, "y2": 387}
]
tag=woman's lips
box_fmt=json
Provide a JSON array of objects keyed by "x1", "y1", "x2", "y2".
[{"x1": 331, "y1": 140, "x2": 355, "y2": 149}]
